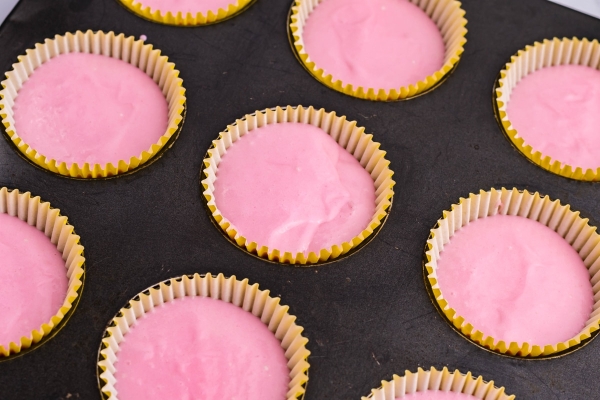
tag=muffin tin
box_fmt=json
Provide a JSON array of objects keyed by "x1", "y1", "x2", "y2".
[{"x1": 0, "y1": 0, "x2": 599, "y2": 399}]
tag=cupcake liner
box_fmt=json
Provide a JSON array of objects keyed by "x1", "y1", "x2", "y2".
[
  {"x1": 289, "y1": 0, "x2": 467, "y2": 101},
  {"x1": 494, "y1": 37, "x2": 600, "y2": 181},
  {"x1": 200, "y1": 105, "x2": 395, "y2": 265},
  {"x1": 363, "y1": 366, "x2": 515, "y2": 400},
  {"x1": 117, "y1": 0, "x2": 256, "y2": 26},
  {"x1": 424, "y1": 187, "x2": 600, "y2": 358},
  {"x1": 97, "y1": 273, "x2": 310, "y2": 400},
  {"x1": 0, "y1": 30, "x2": 186, "y2": 179},
  {"x1": 0, "y1": 187, "x2": 85, "y2": 359}
]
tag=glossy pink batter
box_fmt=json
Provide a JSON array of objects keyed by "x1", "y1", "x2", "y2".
[
  {"x1": 398, "y1": 392, "x2": 480, "y2": 400},
  {"x1": 114, "y1": 296, "x2": 289, "y2": 400},
  {"x1": 213, "y1": 122, "x2": 376, "y2": 255},
  {"x1": 13, "y1": 52, "x2": 168, "y2": 167},
  {"x1": 134, "y1": 0, "x2": 238, "y2": 14},
  {"x1": 436, "y1": 214, "x2": 593, "y2": 346},
  {"x1": 506, "y1": 65, "x2": 600, "y2": 171},
  {"x1": 0, "y1": 213, "x2": 67, "y2": 345},
  {"x1": 302, "y1": 0, "x2": 445, "y2": 90}
]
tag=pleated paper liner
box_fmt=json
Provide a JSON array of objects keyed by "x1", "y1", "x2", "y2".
[
  {"x1": 494, "y1": 37, "x2": 600, "y2": 181},
  {"x1": 285, "y1": 5, "x2": 459, "y2": 104},
  {"x1": 97, "y1": 273, "x2": 310, "y2": 400},
  {"x1": 0, "y1": 30, "x2": 186, "y2": 179},
  {"x1": 424, "y1": 188, "x2": 600, "y2": 359},
  {"x1": 117, "y1": 0, "x2": 257, "y2": 26},
  {"x1": 288, "y1": 0, "x2": 467, "y2": 101},
  {"x1": 363, "y1": 366, "x2": 515, "y2": 400},
  {"x1": 362, "y1": 367, "x2": 515, "y2": 400},
  {"x1": 200, "y1": 105, "x2": 395, "y2": 265},
  {"x1": 0, "y1": 187, "x2": 85, "y2": 360}
]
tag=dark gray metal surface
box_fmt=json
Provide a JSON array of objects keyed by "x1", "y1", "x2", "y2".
[{"x1": 0, "y1": 0, "x2": 599, "y2": 398}]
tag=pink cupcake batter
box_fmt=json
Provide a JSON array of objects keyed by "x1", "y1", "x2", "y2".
[
  {"x1": 506, "y1": 65, "x2": 600, "y2": 171},
  {"x1": 133, "y1": 0, "x2": 239, "y2": 14},
  {"x1": 213, "y1": 122, "x2": 376, "y2": 255},
  {"x1": 114, "y1": 296, "x2": 289, "y2": 400},
  {"x1": 436, "y1": 214, "x2": 593, "y2": 346},
  {"x1": 398, "y1": 392, "x2": 480, "y2": 400},
  {"x1": 302, "y1": 0, "x2": 445, "y2": 90},
  {"x1": 0, "y1": 213, "x2": 67, "y2": 345},
  {"x1": 12, "y1": 52, "x2": 168, "y2": 167}
]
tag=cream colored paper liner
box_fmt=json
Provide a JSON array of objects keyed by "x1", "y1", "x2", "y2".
[
  {"x1": 0, "y1": 187, "x2": 85, "y2": 358},
  {"x1": 425, "y1": 188, "x2": 600, "y2": 357},
  {"x1": 363, "y1": 367, "x2": 514, "y2": 400},
  {"x1": 97, "y1": 273, "x2": 310, "y2": 400},
  {"x1": 290, "y1": 0, "x2": 467, "y2": 101},
  {"x1": 119, "y1": 0, "x2": 253, "y2": 26},
  {"x1": 201, "y1": 105, "x2": 395, "y2": 265},
  {"x1": 495, "y1": 37, "x2": 600, "y2": 181},
  {"x1": 0, "y1": 30, "x2": 186, "y2": 179}
]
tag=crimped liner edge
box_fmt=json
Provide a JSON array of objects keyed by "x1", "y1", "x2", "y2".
[
  {"x1": 0, "y1": 187, "x2": 85, "y2": 358},
  {"x1": 97, "y1": 273, "x2": 310, "y2": 400},
  {"x1": 201, "y1": 105, "x2": 395, "y2": 265},
  {"x1": 289, "y1": 0, "x2": 468, "y2": 101},
  {"x1": 363, "y1": 366, "x2": 515, "y2": 400},
  {"x1": 118, "y1": 0, "x2": 254, "y2": 26},
  {"x1": 0, "y1": 30, "x2": 186, "y2": 179},
  {"x1": 425, "y1": 187, "x2": 600, "y2": 357},
  {"x1": 495, "y1": 37, "x2": 600, "y2": 181}
]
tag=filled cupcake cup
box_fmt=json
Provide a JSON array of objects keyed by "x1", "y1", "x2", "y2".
[
  {"x1": 424, "y1": 187, "x2": 600, "y2": 358},
  {"x1": 97, "y1": 273, "x2": 310, "y2": 400},
  {"x1": 0, "y1": 187, "x2": 85, "y2": 359},
  {"x1": 200, "y1": 105, "x2": 395, "y2": 265},
  {"x1": 117, "y1": 0, "x2": 255, "y2": 26},
  {"x1": 289, "y1": 0, "x2": 467, "y2": 101},
  {"x1": 0, "y1": 30, "x2": 186, "y2": 179},
  {"x1": 494, "y1": 37, "x2": 600, "y2": 181},
  {"x1": 363, "y1": 366, "x2": 515, "y2": 400}
]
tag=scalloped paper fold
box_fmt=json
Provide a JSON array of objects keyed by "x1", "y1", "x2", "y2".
[
  {"x1": 495, "y1": 37, "x2": 600, "y2": 181},
  {"x1": 364, "y1": 366, "x2": 515, "y2": 400},
  {"x1": 425, "y1": 187, "x2": 600, "y2": 358},
  {"x1": 97, "y1": 273, "x2": 310, "y2": 400},
  {"x1": 0, "y1": 187, "x2": 85, "y2": 358},
  {"x1": 201, "y1": 105, "x2": 395, "y2": 265},
  {"x1": 0, "y1": 30, "x2": 186, "y2": 179},
  {"x1": 119, "y1": 0, "x2": 252, "y2": 26},
  {"x1": 289, "y1": 0, "x2": 467, "y2": 101}
]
